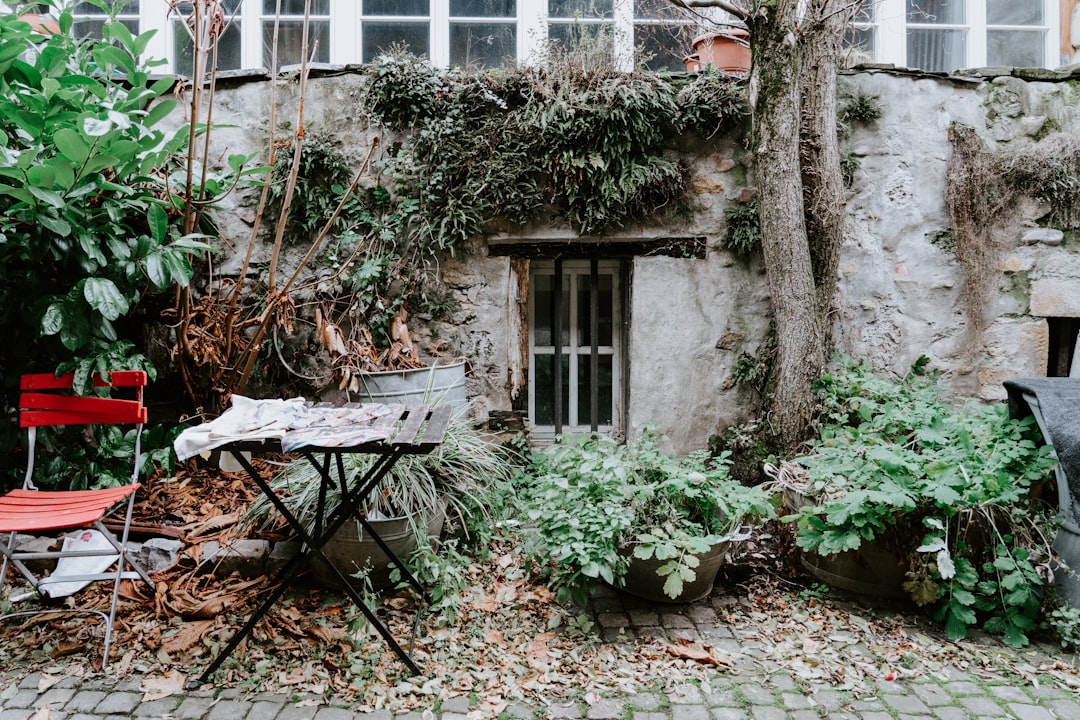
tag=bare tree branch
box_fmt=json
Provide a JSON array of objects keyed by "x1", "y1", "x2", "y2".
[{"x1": 668, "y1": 0, "x2": 750, "y2": 22}]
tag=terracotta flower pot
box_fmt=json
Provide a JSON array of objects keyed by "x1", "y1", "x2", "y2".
[{"x1": 691, "y1": 29, "x2": 751, "y2": 73}]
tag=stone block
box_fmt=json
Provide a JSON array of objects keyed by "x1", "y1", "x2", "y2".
[
  {"x1": 1022, "y1": 227, "x2": 1063, "y2": 245},
  {"x1": 267, "y1": 540, "x2": 303, "y2": 576},
  {"x1": 1032, "y1": 278, "x2": 1080, "y2": 317},
  {"x1": 199, "y1": 539, "x2": 269, "y2": 578},
  {"x1": 136, "y1": 538, "x2": 183, "y2": 573}
]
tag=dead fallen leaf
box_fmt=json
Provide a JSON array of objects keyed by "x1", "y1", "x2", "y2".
[
  {"x1": 664, "y1": 637, "x2": 735, "y2": 668},
  {"x1": 162, "y1": 620, "x2": 214, "y2": 654},
  {"x1": 141, "y1": 669, "x2": 186, "y2": 702},
  {"x1": 28, "y1": 707, "x2": 54, "y2": 720}
]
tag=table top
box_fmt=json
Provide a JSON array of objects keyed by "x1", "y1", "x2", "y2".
[{"x1": 174, "y1": 398, "x2": 454, "y2": 460}]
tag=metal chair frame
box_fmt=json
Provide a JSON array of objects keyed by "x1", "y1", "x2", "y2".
[{"x1": 0, "y1": 371, "x2": 155, "y2": 667}]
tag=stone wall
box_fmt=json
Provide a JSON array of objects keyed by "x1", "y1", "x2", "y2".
[{"x1": 179, "y1": 66, "x2": 1080, "y2": 453}]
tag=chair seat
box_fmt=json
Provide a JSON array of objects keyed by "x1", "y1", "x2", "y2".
[{"x1": 0, "y1": 485, "x2": 139, "y2": 533}]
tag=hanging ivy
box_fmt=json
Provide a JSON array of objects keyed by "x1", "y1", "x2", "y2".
[{"x1": 358, "y1": 48, "x2": 748, "y2": 245}]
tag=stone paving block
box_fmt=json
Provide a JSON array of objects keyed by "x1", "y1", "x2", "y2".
[
  {"x1": 700, "y1": 686, "x2": 739, "y2": 707},
  {"x1": 35, "y1": 688, "x2": 76, "y2": 708},
  {"x1": 660, "y1": 614, "x2": 693, "y2": 630},
  {"x1": 1, "y1": 689, "x2": 39, "y2": 709},
  {"x1": 668, "y1": 684, "x2": 704, "y2": 704},
  {"x1": 735, "y1": 684, "x2": 774, "y2": 705},
  {"x1": 1046, "y1": 698, "x2": 1080, "y2": 719},
  {"x1": 502, "y1": 703, "x2": 533, "y2": 719},
  {"x1": 628, "y1": 609, "x2": 659, "y2": 626},
  {"x1": 780, "y1": 692, "x2": 812, "y2": 710},
  {"x1": 687, "y1": 606, "x2": 718, "y2": 625},
  {"x1": 747, "y1": 707, "x2": 785, "y2": 720},
  {"x1": 0, "y1": 710, "x2": 32, "y2": 720},
  {"x1": 596, "y1": 612, "x2": 630, "y2": 628},
  {"x1": 92, "y1": 691, "x2": 141, "y2": 715},
  {"x1": 274, "y1": 706, "x2": 322, "y2": 720},
  {"x1": 631, "y1": 713, "x2": 669, "y2": 720},
  {"x1": 248, "y1": 700, "x2": 286, "y2": 719},
  {"x1": 1005, "y1": 703, "x2": 1055, "y2": 720},
  {"x1": 667, "y1": 705, "x2": 709, "y2": 720},
  {"x1": 881, "y1": 693, "x2": 932, "y2": 714},
  {"x1": 585, "y1": 698, "x2": 623, "y2": 719},
  {"x1": 958, "y1": 696, "x2": 1007, "y2": 716},
  {"x1": 311, "y1": 706, "x2": 354, "y2": 720},
  {"x1": 910, "y1": 683, "x2": 954, "y2": 706},
  {"x1": 173, "y1": 695, "x2": 220, "y2": 720},
  {"x1": 856, "y1": 712, "x2": 892, "y2": 720},
  {"x1": 207, "y1": 698, "x2": 252, "y2": 720},
  {"x1": 64, "y1": 690, "x2": 107, "y2": 713},
  {"x1": 708, "y1": 709, "x2": 748, "y2": 720},
  {"x1": 787, "y1": 711, "x2": 819, "y2": 720},
  {"x1": 808, "y1": 690, "x2": 847, "y2": 711},
  {"x1": 132, "y1": 697, "x2": 185, "y2": 718},
  {"x1": 626, "y1": 693, "x2": 662, "y2": 711},
  {"x1": 767, "y1": 674, "x2": 796, "y2": 691},
  {"x1": 931, "y1": 707, "x2": 968, "y2": 720},
  {"x1": 987, "y1": 685, "x2": 1031, "y2": 703},
  {"x1": 702, "y1": 625, "x2": 735, "y2": 641},
  {"x1": 943, "y1": 681, "x2": 984, "y2": 696},
  {"x1": 439, "y1": 696, "x2": 471, "y2": 714},
  {"x1": 16, "y1": 675, "x2": 40, "y2": 690}
]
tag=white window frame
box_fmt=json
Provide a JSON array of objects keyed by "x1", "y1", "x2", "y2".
[
  {"x1": 69, "y1": 0, "x2": 711, "y2": 75},
  {"x1": 871, "y1": 0, "x2": 1058, "y2": 70},
  {"x1": 528, "y1": 259, "x2": 623, "y2": 443}
]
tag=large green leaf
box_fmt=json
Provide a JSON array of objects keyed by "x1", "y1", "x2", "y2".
[
  {"x1": 83, "y1": 277, "x2": 129, "y2": 321},
  {"x1": 54, "y1": 128, "x2": 89, "y2": 163}
]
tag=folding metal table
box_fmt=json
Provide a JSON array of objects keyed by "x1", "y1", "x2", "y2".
[{"x1": 182, "y1": 402, "x2": 453, "y2": 688}]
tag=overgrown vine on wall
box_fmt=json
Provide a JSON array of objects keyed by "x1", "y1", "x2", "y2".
[
  {"x1": 358, "y1": 47, "x2": 748, "y2": 244},
  {"x1": 946, "y1": 124, "x2": 1080, "y2": 329}
]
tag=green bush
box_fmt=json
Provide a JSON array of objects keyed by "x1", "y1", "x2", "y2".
[
  {"x1": 520, "y1": 431, "x2": 774, "y2": 605},
  {"x1": 0, "y1": 3, "x2": 211, "y2": 487},
  {"x1": 781, "y1": 358, "x2": 1059, "y2": 646}
]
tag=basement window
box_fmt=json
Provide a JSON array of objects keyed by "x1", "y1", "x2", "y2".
[{"x1": 529, "y1": 259, "x2": 624, "y2": 443}]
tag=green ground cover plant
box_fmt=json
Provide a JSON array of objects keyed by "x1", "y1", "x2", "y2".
[
  {"x1": 519, "y1": 431, "x2": 774, "y2": 605},
  {"x1": 779, "y1": 357, "x2": 1059, "y2": 646}
]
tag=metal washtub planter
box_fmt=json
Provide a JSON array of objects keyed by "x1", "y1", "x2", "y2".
[{"x1": 356, "y1": 358, "x2": 468, "y2": 412}]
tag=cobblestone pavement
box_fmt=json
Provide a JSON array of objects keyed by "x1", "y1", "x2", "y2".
[{"x1": 2, "y1": 586, "x2": 1078, "y2": 720}]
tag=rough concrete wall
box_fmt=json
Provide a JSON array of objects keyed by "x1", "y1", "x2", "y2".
[{"x1": 176, "y1": 67, "x2": 1080, "y2": 454}]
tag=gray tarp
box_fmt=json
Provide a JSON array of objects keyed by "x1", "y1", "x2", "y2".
[{"x1": 1004, "y1": 378, "x2": 1080, "y2": 526}]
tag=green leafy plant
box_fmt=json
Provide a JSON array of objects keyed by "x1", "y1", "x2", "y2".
[
  {"x1": 520, "y1": 430, "x2": 775, "y2": 605},
  {"x1": 777, "y1": 357, "x2": 1058, "y2": 647},
  {"x1": 723, "y1": 200, "x2": 760, "y2": 256},
  {"x1": 0, "y1": 2, "x2": 214, "y2": 487},
  {"x1": 360, "y1": 46, "x2": 747, "y2": 242}
]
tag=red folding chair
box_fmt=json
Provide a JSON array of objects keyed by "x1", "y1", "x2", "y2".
[{"x1": 0, "y1": 371, "x2": 155, "y2": 667}]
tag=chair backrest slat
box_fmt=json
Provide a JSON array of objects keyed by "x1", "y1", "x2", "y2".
[{"x1": 18, "y1": 371, "x2": 148, "y2": 428}]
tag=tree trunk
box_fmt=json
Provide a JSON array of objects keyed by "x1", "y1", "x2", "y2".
[
  {"x1": 799, "y1": 1, "x2": 850, "y2": 327},
  {"x1": 747, "y1": 2, "x2": 826, "y2": 453}
]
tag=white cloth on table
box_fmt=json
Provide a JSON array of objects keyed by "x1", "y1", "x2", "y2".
[{"x1": 173, "y1": 396, "x2": 399, "y2": 461}]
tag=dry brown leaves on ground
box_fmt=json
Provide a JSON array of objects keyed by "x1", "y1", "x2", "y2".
[{"x1": 1, "y1": 474, "x2": 1079, "y2": 713}]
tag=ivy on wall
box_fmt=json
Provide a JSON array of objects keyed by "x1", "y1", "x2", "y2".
[{"x1": 358, "y1": 47, "x2": 748, "y2": 249}]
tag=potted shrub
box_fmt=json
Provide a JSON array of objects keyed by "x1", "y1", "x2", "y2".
[
  {"x1": 242, "y1": 410, "x2": 515, "y2": 591},
  {"x1": 772, "y1": 357, "x2": 1059, "y2": 647},
  {"x1": 520, "y1": 430, "x2": 775, "y2": 605}
]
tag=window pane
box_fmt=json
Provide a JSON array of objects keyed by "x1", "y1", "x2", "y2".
[
  {"x1": 263, "y1": 21, "x2": 330, "y2": 66},
  {"x1": 533, "y1": 354, "x2": 569, "y2": 426},
  {"x1": 988, "y1": 29, "x2": 1044, "y2": 67},
  {"x1": 73, "y1": 18, "x2": 139, "y2": 40},
  {"x1": 634, "y1": 22, "x2": 689, "y2": 72},
  {"x1": 450, "y1": 22, "x2": 516, "y2": 68},
  {"x1": 845, "y1": 26, "x2": 875, "y2": 55},
  {"x1": 987, "y1": 1, "x2": 1042, "y2": 26},
  {"x1": 549, "y1": 0, "x2": 613, "y2": 20},
  {"x1": 532, "y1": 273, "x2": 570, "y2": 347},
  {"x1": 174, "y1": 20, "x2": 242, "y2": 74},
  {"x1": 907, "y1": 28, "x2": 965, "y2": 71},
  {"x1": 451, "y1": 0, "x2": 515, "y2": 17},
  {"x1": 548, "y1": 22, "x2": 614, "y2": 54},
  {"x1": 634, "y1": 0, "x2": 682, "y2": 20},
  {"x1": 906, "y1": 0, "x2": 963, "y2": 24},
  {"x1": 264, "y1": 0, "x2": 329, "y2": 13},
  {"x1": 576, "y1": 273, "x2": 612, "y2": 347},
  {"x1": 174, "y1": 0, "x2": 242, "y2": 13},
  {"x1": 75, "y1": 0, "x2": 138, "y2": 11},
  {"x1": 576, "y1": 355, "x2": 613, "y2": 426},
  {"x1": 363, "y1": 22, "x2": 430, "y2": 62},
  {"x1": 365, "y1": 0, "x2": 428, "y2": 16}
]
